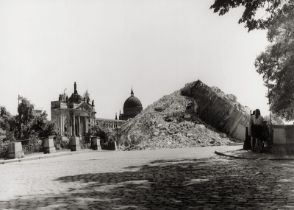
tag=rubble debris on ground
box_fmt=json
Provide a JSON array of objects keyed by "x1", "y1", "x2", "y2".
[
  {"x1": 118, "y1": 88, "x2": 234, "y2": 151},
  {"x1": 181, "y1": 80, "x2": 250, "y2": 141}
]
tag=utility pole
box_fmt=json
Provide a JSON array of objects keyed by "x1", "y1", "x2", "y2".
[
  {"x1": 17, "y1": 94, "x2": 22, "y2": 140},
  {"x1": 267, "y1": 76, "x2": 272, "y2": 125}
]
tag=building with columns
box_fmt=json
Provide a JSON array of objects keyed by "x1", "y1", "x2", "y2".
[
  {"x1": 51, "y1": 83, "x2": 144, "y2": 144},
  {"x1": 51, "y1": 82, "x2": 96, "y2": 140}
]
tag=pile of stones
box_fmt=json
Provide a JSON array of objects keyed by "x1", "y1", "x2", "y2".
[{"x1": 118, "y1": 90, "x2": 233, "y2": 151}]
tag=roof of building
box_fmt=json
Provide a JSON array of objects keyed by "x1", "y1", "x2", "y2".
[
  {"x1": 68, "y1": 82, "x2": 83, "y2": 104},
  {"x1": 123, "y1": 89, "x2": 143, "y2": 111}
]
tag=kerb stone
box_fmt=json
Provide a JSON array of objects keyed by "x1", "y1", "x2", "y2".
[{"x1": 43, "y1": 137, "x2": 56, "y2": 154}]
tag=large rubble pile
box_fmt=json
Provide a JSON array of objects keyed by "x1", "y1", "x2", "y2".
[
  {"x1": 118, "y1": 89, "x2": 233, "y2": 150},
  {"x1": 181, "y1": 81, "x2": 250, "y2": 140}
]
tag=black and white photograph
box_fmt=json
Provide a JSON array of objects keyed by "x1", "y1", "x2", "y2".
[{"x1": 0, "y1": 0, "x2": 293, "y2": 209}]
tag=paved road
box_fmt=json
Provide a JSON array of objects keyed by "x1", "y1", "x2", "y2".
[{"x1": 0, "y1": 146, "x2": 293, "y2": 209}]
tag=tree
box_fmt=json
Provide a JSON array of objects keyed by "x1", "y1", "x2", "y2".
[
  {"x1": 211, "y1": 0, "x2": 294, "y2": 120},
  {"x1": 0, "y1": 106, "x2": 11, "y2": 132},
  {"x1": 29, "y1": 111, "x2": 55, "y2": 139},
  {"x1": 13, "y1": 98, "x2": 55, "y2": 139},
  {"x1": 254, "y1": 4, "x2": 294, "y2": 120},
  {"x1": 87, "y1": 125, "x2": 107, "y2": 140},
  {"x1": 210, "y1": 0, "x2": 291, "y2": 31},
  {"x1": 264, "y1": 114, "x2": 284, "y2": 125},
  {"x1": 14, "y1": 98, "x2": 34, "y2": 139}
]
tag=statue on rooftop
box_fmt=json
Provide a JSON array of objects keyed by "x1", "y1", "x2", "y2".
[{"x1": 74, "y1": 82, "x2": 77, "y2": 94}]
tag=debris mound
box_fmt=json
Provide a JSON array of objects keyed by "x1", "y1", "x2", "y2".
[
  {"x1": 118, "y1": 90, "x2": 233, "y2": 150},
  {"x1": 181, "y1": 80, "x2": 250, "y2": 140}
]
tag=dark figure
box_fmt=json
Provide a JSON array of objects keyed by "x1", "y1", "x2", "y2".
[
  {"x1": 251, "y1": 109, "x2": 264, "y2": 152},
  {"x1": 243, "y1": 110, "x2": 255, "y2": 150}
]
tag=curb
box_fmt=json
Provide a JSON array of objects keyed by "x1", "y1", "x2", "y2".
[
  {"x1": 215, "y1": 150, "x2": 294, "y2": 161},
  {"x1": 0, "y1": 149, "x2": 97, "y2": 165},
  {"x1": 215, "y1": 151, "x2": 256, "y2": 160}
]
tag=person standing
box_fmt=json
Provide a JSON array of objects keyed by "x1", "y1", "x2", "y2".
[
  {"x1": 244, "y1": 110, "x2": 255, "y2": 150},
  {"x1": 251, "y1": 109, "x2": 264, "y2": 152}
]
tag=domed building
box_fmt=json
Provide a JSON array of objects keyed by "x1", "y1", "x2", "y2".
[
  {"x1": 51, "y1": 82, "x2": 96, "y2": 141},
  {"x1": 119, "y1": 89, "x2": 143, "y2": 120}
]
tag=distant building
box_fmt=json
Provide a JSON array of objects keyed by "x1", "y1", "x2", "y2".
[
  {"x1": 51, "y1": 84, "x2": 143, "y2": 138},
  {"x1": 96, "y1": 118, "x2": 125, "y2": 130},
  {"x1": 51, "y1": 82, "x2": 96, "y2": 139},
  {"x1": 119, "y1": 89, "x2": 143, "y2": 120}
]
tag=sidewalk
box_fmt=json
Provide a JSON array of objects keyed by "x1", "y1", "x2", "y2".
[
  {"x1": 215, "y1": 147, "x2": 294, "y2": 160},
  {"x1": 0, "y1": 149, "x2": 97, "y2": 164},
  {"x1": 0, "y1": 145, "x2": 241, "y2": 165}
]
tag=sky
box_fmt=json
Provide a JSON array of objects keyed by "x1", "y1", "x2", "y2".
[{"x1": 0, "y1": 0, "x2": 269, "y2": 119}]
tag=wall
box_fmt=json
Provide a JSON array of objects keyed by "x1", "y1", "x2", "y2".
[
  {"x1": 271, "y1": 125, "x2": 294, "y2": 154},
  {"x1": 181, "y1": 80, "x2": 250, "y2": 141},
  {"x1": 51, "y1": 108, "x2": 71, "y2": 136}
]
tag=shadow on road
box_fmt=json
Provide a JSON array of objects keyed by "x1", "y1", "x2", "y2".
[{"x1": 0, "y1": 157, "x2": 291, "y2": 209}]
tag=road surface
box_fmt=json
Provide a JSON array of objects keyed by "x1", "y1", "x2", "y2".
[{"x1": 0, "y1": 146, "x2": 293, "y2": 209}]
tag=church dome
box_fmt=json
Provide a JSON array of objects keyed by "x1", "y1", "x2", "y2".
[
  {"x1": 122, "y1": 89, "x2": 143, "y2": 119},
  {"x1": 124, "y1": 95, "x2": 142, "y2": 110}
]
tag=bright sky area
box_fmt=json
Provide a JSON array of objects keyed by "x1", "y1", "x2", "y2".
[{"x1": 0, "y1": 0, "x2": 269, "y2": 119}]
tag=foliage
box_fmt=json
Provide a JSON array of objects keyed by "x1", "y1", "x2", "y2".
[
  {"x1": 0, "y1": 106, "x2": 11, "y2": 119},
  {"x1": 11, "y1": 98, "x2": 55, "y2": 140},
  {"x1": 53, "y1": 134, "x2": 70, "y2": 150},
  {"x1": 264, "y1": 114, "x2": 284, "y2": 125},
  {"x1": 254, "y1": 5, "x2": 294, "y2": 120},
  {"x1": 22, "y1": 134, "x2": 43, "y2": 154},
  {"x1": 210, "y1": 0, "x2": 291, "y2": 31},
  {"x1": 86, "y1": 125, "x2": 116, "y2": 149},
  {"x1": 211, "y1": 0, "x2": 294, "y2": 120},
  {"x1": 18, "y1": 98, "x2": 34, "y2": 126},
  {"x1": 0, "y1": 140, "x2": 9, "y2": 158},
  {"x1": 87, "y1": 125, "x2": 108, "y2": 141},
  {"x1": 30, "y1": 112, "x2": 55, "y2": 139},
  {"x1": 0, "y1": 106, "x2": 12, "y2": 133}
]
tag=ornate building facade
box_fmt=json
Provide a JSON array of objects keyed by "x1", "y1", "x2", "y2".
[
  {"x1": 51, "y1": 84, "x2": 143, "y2": 140},
  {"x1": 51, "y1": 82, "x2": 96, "y2": 139}
]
